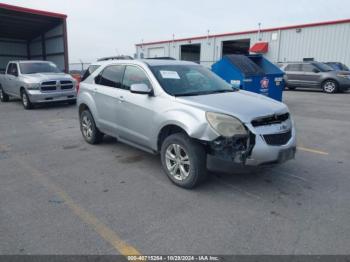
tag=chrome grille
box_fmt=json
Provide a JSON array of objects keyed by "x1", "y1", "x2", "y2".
[
  {"x1": 60, "y1": 80, "x2": 74, "y2": 90},
  {"x1": 40, "y1": 80, "x2": 74, "y2": 91},
  {"x1": 41, "y1": 81, "x2": 57, "y2": 91}
]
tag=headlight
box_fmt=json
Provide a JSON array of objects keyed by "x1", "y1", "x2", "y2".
[
  {"x1": 337, "y1": 74, "x2": 350, "y2": 78},
  {"x1": 206, "y1": 112, "x2": 248, "y2": 137},
  {"x1": 26, "y1": 83, "x2": 40, "y2": 90}
]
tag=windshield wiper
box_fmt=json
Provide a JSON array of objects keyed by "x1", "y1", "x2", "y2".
[{"x1": 175, "y1": 89, "x2": 235, "y2": 97}]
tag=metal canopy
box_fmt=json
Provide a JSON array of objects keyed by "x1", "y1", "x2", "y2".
[{"x1": 0, "y1": 5, "x2": 63, "y2": 40}]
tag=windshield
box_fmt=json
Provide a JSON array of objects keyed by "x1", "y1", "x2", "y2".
[
  {"x1": 19, "y1": 62, "x2": 61, "y2": 74},
  {"x1": 149, "y1": 64, "x2": 235, "y2": 96},
  {"x1": 313, "y1": 62, "x2": 333, "y2": 72},
  {"x1": 327, "y1": 63, "x2": 349, "y2": 71}
]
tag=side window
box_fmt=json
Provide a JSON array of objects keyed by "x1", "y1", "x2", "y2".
[
  {"x1": 11, "y1": 64, "x2": 18, "y2": 76},
  {"x1": 6, "y1": 63, "x2": 13, "y2": 75},
  {"x1": 285, "y1": 64, "x2": 301, "y2": 72},
  {"x1": 302, "y1": 64, "x2": 316, "y2": 73},
  {"x1": 81, "y1": 65, "x2": 100, "y2": 81},
  {"x1": 97, "y1": 65, "x2": 125, "y2": 88},
  {"x1": 122, "y1": 66, "x2": 151, "y2": 90}
]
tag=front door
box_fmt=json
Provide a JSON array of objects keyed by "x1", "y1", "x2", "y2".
[
  {"x1": 117, "y1": 65, "x2": 156, "y2": 148},
  {"x1": 300, "y1": 64, "x2": 321, "y2": 87}
]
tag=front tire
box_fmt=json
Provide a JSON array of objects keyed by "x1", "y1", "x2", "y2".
[
  {"x1": 0, "y1": 86, "x2": 9, "y2": 102},
  {"x1": 161, "y1": 133, "x2": 207, "y2": 189},
  {"x1": 322, "y1": 80, "x2": 338, "y2": 94},
  {"x1": 80, "y1": 110, "x2": 103, "y2": 144},
  {"x1": 21, "y1": 90, "x2": 33, "y2": 110}
]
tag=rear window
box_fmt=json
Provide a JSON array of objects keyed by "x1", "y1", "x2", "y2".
[
  {"x1": 285, "y1": 64, "x2": 302, "y2": 72},
  {"x1": 81, "y1": 65, "x2": 101, "y2": 81}
]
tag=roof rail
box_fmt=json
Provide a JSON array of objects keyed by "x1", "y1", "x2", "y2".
[{"x1": 97, "y1": 55, "x2": 133, "y2": 62}]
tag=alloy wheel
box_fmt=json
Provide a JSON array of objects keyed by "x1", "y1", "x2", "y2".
[
  {"x1": 22, "y1": 93, "x2": 28, "y2": 107},
  {"x1": 165, "y1": 144, "x2": 191, "y2": 181},
  {"x1": 81, "y1": 115, "x2": 93, "y2": 139},
  {"x1": 323, "y1": 81, "x2": 336, "y2": 93}
]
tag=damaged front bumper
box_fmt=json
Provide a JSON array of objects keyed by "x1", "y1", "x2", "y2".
[{"x1": 207, "y1": 123, "x2": 297, "y2": 166}]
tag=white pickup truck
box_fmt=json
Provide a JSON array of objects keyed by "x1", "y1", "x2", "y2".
[{"x1": 0, "y1": 60, "x2": 77, "y2": 109}]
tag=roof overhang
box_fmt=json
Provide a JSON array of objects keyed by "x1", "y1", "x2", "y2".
[{"x1": 0, "y1": 3, "x2": 66, "y2": 40}]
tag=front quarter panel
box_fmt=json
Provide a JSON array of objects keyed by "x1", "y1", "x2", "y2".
[{"x1": 152, "y1": 99, "x2": 219, "y2": 150}]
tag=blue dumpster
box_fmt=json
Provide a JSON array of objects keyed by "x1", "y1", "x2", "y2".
[{"x1": 212, "y1": 54, "x2": 285, "y2": 101}]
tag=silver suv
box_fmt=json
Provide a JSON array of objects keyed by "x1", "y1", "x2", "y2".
[
  {"x1": 280, "y1": 62, "x2": 350, "y2": 93},
  {"x1": 78, "y1": 60, "x2": 296, "y2": 188}
]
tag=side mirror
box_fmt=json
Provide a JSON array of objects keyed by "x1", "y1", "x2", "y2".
[
  {"x1": 313, "y1": 68, "x2": 320, "y2": 73},
  {"x1": 130, "y1": 83, "x2": 152, "y2": 95}
]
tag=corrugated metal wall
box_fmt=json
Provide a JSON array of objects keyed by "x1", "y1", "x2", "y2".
[
  {"x1": 0, "y1": 39, "x2": 27, "y2": 71},
  {"x1": 136, "y1": 22, "x2": 350, "y2": 67},
  {"x1": 0, "y1": 24, "x2": 66, "y2": 72}
]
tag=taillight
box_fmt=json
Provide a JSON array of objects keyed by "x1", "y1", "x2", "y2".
[{"x1": 76, "y1": 82, "x2": 80, "y2": 93}]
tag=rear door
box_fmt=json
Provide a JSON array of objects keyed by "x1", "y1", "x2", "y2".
[
  {"x1": 284, "y1": 64, "x2": 303, "y2": 87},
  {"x1": 93, "y1": 65, "x2": 125, "y2": 135},
  {"x1": 300, "y1": 63, "x2": 321, "y2": 87}
]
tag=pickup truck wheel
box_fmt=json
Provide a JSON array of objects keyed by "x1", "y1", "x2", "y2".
[
  {"x1": 322, "y1": 80, "x2": 338, "y2": 94},
  {"x1": 161, "y1": 133, "x2": 207, "y2": 189},
  {"x1": 21, "y1": 90, "x2": 33, "y2": 110},
  {"x1": 80, "y1": 110, "x2": 103, "y2": 144},
  {"x1": 0, "y1": 87, "x2": 9, "y2": 102}
]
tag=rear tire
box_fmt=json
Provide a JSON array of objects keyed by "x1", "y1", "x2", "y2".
[
  {"x1": 0, "y1": 86, "x2": 9, "y2": 102},
  {"x1": 322, "y1": 80, "x2": 338, "y2": 94},
  {"x1": 287, "y1": 86, "x2": 296, "y2": 90},
  {"x1": 80, "y1": 110, "x2": 103, "y2": 144},
  {"x1": 160, "y1": 133, "x2": 207, "y2": 189},
  {"x1": 21, "y1": 90, "x2": 33, "y2": 110}
]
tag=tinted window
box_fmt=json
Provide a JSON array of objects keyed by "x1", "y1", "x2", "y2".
[
  {"x1": 19, "y1": 62, "x2": 60, "y2": 74},
  {"x1": 313, "y1": 62, "x2": 333, "y2": 72},
  {"x1": 8, "y1": 63, "x2": 18, "y2": 76},
  {"x1": 81, "y1": 65, "x2": 101, "y2": 81},
  {"x1": 302, "y1": 64, "x2": 316, "y2": 73},
  {"x1": 6, "y1": 63, "x2": 13, "y2": 74},
  {"x1": 122, "y1": 66, "x2": 151, "y2": 90},
  {"x1": 285, "y1": 64, "x2": 302, "y2": 72},
  {"x1": 97, "y1": 65, "x2": 125, "y2": 88}
]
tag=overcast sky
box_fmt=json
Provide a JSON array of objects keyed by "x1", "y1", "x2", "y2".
[{"x1": 2, "y1": 0, "x2": 350, "y2": 63}]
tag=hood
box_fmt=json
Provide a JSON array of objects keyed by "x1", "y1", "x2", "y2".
[
  {"x1": 21, "y1": 73, "x2": 73, "y2": 83},
  {"x1": 175, "y1": 90, "x2": 288, "y2": 123}
]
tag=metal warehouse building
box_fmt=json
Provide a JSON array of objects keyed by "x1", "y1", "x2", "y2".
[
  {"x1": 0, "y1": 3, "x2": 69, "y2": 73},
  {"x1": 136, "y1": 19, "x2": 350, "y2": 67}
]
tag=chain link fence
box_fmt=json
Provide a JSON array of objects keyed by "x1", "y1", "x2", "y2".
[{"x1": 69, "y1": 62, "x2": 92, "y2": 73}]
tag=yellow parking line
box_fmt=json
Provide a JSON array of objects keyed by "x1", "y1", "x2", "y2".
[
  {"x1": 297, "y1": 146, "x2": 329, "y2": 155},
  {"x1": 16, "y1": 159, "x2": 141, "y2": 256}
]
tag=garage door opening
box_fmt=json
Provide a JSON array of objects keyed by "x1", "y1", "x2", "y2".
[
  {"x1": 222, "y1": 39, "x2": 250, "y2": 57},
  {"x1": 180, "y1": 44, "x2": 201, "y2": 63},
  {"x1": 0, "y1": 3, "x2": 69, "y2": 73}
]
